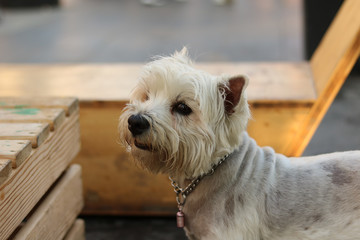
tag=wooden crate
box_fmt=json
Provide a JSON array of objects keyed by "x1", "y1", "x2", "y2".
[
  {"x1": 10, "y1": 165, "x2": 84, "y2": 240},
  {"x1": 0, "y1": 98, "x2": 83, "y2": 239},
  {"x1": 0, "y1": 0, "x2": 359, "y2": 215}
]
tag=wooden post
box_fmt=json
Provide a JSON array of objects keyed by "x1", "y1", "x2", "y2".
[{"x1": 286, "y1": 0, "x2": 360, "y2": 156}]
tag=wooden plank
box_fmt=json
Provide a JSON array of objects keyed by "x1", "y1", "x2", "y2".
[
  {"x1": 13, "y1": 165, "x2": 84, "y2": 240},
  {"x1": 198, "y1": 62, "x2": 316, "y2": 102},
  {"x1": 0, "y1": 123, "x2": 50, "y2": 148},
  {"x1": 0, "y1": 108, "x2": 65, "y2": 131},
  {"x1": 287, "y1": 0, "x2": 360, "y2": 156},
  {"x1": 0, "y1": 110, "x2": 81, "y2": 239},
  {"x1": 63, "y1": 219, "x2": 85, "y2": 240},
  {"x1": 0, "y1": 62, "x2": 316, "y2": 103},
  {"x1": 310, "y1": 0, "x2": 360, "y2": 95},
  {"x1": 0, "y1": 159, "x2": 12, "y2": 186},
  {"x1": 0, "y1": 140, "x2": 32, "y2": 168},
  {"x1": 0, "y1": 97, "x2": 78, "y2": 116}
]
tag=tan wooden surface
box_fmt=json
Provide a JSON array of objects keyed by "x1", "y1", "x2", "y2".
[
  {"x1": 0, "y1": 123, "x2": 50, "y2": 148},
  {"x1": 286, "y1": 0, "x2": 360, "y2": 156},
  {"x1": 0, "y1": 140, "x2": 32, "y2": 168},
  {"x1": 0, "y1": 108, "x2": 66, "y2": 131},
  {"x1": 13, "y1": 165, "x2": 84, "y2": 240},
  {"x1": 63, "y1": 219, "x2": 85, "y2": 240},
  {"x1": 0, "y1": 159, "x2": 12, "y2": 186},
  {"x1": 0, "y1": 97, "x2": 79, "y2": 116},
  {"x1": 0, "y1": 62, "x2": 316, "y2": 103},
  {"x1": 0, "y1": 105, "x2": 80, "y2": 239}
]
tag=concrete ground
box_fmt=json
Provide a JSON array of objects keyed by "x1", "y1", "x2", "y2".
[{"x1": 0, "y1": 0, "x2": 359, "y2": 239}]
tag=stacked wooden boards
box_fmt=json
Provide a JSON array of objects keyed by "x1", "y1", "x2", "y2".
[
  {"x1": 0, "y1": 98, "x2": 84, "y2": 240},
  {"x1": 0, "y1": 0, "x2": 359, "y2": 215}
]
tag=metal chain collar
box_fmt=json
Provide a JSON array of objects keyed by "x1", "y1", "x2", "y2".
[{"x1": 169, "y1": 154, "x2": 230, "y2": 210}]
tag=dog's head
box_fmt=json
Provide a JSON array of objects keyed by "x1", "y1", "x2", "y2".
[{"x1": 119, "y1": 48, "x2": 250, "y2": 178}]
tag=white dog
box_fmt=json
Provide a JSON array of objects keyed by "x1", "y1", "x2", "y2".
[{"x1": 119, "y1": 48, "x2": 360, "y2": 240}]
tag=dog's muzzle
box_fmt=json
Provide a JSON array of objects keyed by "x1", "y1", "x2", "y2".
[{"x1": 128, "y1": 114, "x2": 150, "y2": 136}]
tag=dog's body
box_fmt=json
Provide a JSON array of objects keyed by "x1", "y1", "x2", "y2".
[
  {"x1": 119, "y1": 49, "x2": 360, "y2": 240},
  {"x1": 182, "y1": 132, "x2": 360, "y2": 240}
]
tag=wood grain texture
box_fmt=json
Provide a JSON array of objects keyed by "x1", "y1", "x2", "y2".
[
  {"x1": 0, "y1": 108, "x2": 66, "y2": 131},
  {"x1": 0, "y1": 140, "x2": 32, "y2": 168},
  {"x1": 13, "y1": 165, "x2": 84, "y2": 240},
  {"x1": 0, "y1": 97, "x2": 79, "y2": 116},
  {"x1": 0, "y1": 123, "x2": 50, "y2": 148},
  {"x1": 0, "y1": 111, "x2": 81, "y2": 239},
  {"x1": 287, "y1": 0, "x2": 360, "y2": 156},
  {"x1": 0, "y1": 62, "x2": 316, "y2": 103},
  {"x1": 63, "y1": 219, "x2": 85, "y2": 240},
  {"x1": 0, "y1": 159, "x2": 12, "y2": 186}
]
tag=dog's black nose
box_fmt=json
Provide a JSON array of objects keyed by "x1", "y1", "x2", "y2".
[{"x1": 128, "y1": 114, "x2": 150, "y2": 136}]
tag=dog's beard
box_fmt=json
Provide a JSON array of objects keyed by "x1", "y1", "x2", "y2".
[
  {"x1": 118, "y1": 108, "x2": 181, "y2": 175},
  {"x1": 119, "y1": 107, "x2": 219, "y2": 178}
]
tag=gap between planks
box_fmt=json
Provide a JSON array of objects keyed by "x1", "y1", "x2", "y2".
[{"x1": 12, "y1": 164, "x2": 84, "y2": 240}]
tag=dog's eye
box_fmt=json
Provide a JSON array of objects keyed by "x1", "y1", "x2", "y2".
[
  {"x1": 173, "y1": 102, "x2": 192, "y2": 116},
  {"x1": 141, "y1": 93, "x2": 149, "y2": 102}
]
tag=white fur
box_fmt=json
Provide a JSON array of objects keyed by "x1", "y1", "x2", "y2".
[
  {"x1": 119, "y1": 49, "x2": 360, "y2": 240},
  {"x1": 119, "y1": 48, "x2": 250, "y2": 178}
]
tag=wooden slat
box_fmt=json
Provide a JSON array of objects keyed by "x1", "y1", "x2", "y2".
[
  {"x1": 0, "y1": 110, "x2": 81, "y2": 239},
  {"x1": 0, "y1": 97, "x2": 78, "y2": 116},
  {"x1": 13, "y1": 165, "x2": 84, "y2": 240},
  {"x1": 0, "y1": 123, "x2": 50, "y2": 148},
  {"x1": 63, "y1": 219, "x2": 85, "y2": 240},
  {"x1": 287, "y1": 0, "x2": 360, "y2": 156},
  {"x1": 0, "y1": 159, "x2": 12, "y2": 186},
  {"x1": 0, "y1": 108, "x2": 65, "y2": 131},
  {"x1": 0, "y1": 140, "x2": 32, "y2": 168},
  {"x1": 0, "y1": 62, "x2": 316, "y2": 103}
]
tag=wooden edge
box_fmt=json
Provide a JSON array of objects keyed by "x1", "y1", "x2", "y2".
[
  {"x1": 66, "y1": 98, "x2": 80, "y2": 117},
  {"x1": 249, "y1": 100, "x2": 314, "y2": 108},
  {"x1": 34, "y1": 124, "x2": 50, "y2": 147},
  {"x1": 0, "y1": 62, "x2": 317, "y2": 102},
  {"x1": 63, "y1": 219, "x2": 85, "y2": 240},
  {"x1": 0, "y1": 110, "x2": 81, "y2": 240},
  {"x1": 51, "y1": 109, "x2": 67, "y2": 131},
  {"x1": 0, "y1": 108, "x2": 66, "y2": 132},
  {"x1": 0, "y1": 123, "x2": 50, "y2": 148},
  {"x1": 0, "y1": 159, "x2": 12, "y2": 186},
  {"x1": 13, "y1": 141, "x2": 32, "y2": 168},
  {"x1": 0, "y1": 97, "x2": 79, "y2": 117},
  {"x1": 0, "y1": 140, "x2": 32, "y2": 168},
  {"x1": 12, "y1": 165, "x2": 84, "y2": 240}
]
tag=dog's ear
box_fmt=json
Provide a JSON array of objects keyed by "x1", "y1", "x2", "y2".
[
  {"x1": 172, "y1": 47, "x2": 191, "y2": 64},
  {"x1": 219, "y1": 75, "x2": 248, "y2": 114}
]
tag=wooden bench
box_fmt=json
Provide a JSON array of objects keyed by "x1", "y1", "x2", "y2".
[
  {"x1": 0, "y1": 0, "x2": 359, "y2": 215},
  {"x1": 0, "y1": 98, "x2": 85, "y2": 239}
]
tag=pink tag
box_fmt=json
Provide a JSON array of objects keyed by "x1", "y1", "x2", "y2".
[{"x1": 176, "y1": 211, "x2": 185, "y2": 228}]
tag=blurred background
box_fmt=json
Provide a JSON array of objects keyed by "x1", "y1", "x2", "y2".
[{"x1": 0, "y1": 0, "x2": 359, "y2": 239}]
